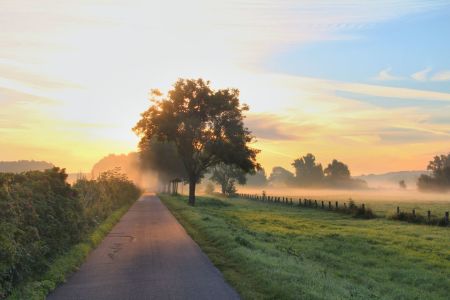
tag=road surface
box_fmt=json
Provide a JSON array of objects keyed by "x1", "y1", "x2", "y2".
[{"x1": 47, "y1": 194, "x2": 239, "y2": 300}]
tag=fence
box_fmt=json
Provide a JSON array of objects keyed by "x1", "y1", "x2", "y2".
[
  {"x1": 237, "y1": 193, "x2": 374, "y2": 219},
  {"x1": 237, "y1": 193, "x2": 449, "y2": 227},
  {"x1": 392, "y1": 206, "x2": 449, "y2": 226}
]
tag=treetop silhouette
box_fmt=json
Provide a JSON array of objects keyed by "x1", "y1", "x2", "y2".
[{"x1": 134, "y1": 78, "x2": 260, "y2": 205}]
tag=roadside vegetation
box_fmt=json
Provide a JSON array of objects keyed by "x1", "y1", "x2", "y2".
[
  {"x1": 0, "y1": 168, "x2": 141, "y2": 299},
  {"x1": 160, "y1": 194, "x2": 450, "y2": 300}
]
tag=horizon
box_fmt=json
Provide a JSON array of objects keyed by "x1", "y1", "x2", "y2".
[{"x1": 2, "y1": 1, "x2": 450, "y2": 175}]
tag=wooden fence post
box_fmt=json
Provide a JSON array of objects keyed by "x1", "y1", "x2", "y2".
[
  {"x1": 321, "y1": 201, "x2": 324, "y2": 209},
  {"x1": 412, "y1": 209, "x2": 416, "y2": 217},
  {"x1": 328, "y1": 201, "x2": 332, "y2": 210},
  {"x1": 362, "y1": 204, "x2": 365, "y2": 213},
  {"x1": 427, "y1": 210, "x2": 431, "y2": 223},
  {"x1": 335, "y1": 201, "x2": 338, "y2": 209},
  {"x1": 397, "y1": 206, "x2": 400, "y2": 215},
  {"x1": 445, "y1": 212, "x2": 449, "y2": 225}
]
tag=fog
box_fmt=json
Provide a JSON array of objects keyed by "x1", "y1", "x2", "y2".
[{"x1": 236, "y1": 186, "x2": 450, "y2": 204}]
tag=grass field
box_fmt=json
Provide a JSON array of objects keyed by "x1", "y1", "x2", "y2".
[
  {"x1": 160, "y1": 194, "x2": 450, "y2": 300},
  {"x1": 234, "y1": 187, "x2": 450, "y2": 218}
]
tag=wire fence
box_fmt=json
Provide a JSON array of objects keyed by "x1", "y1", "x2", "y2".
[{"x1": 237, "y1": 193, "x2": 449, "y2": 227}]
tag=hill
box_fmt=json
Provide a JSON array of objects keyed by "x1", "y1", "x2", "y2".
[
  {"x1": 0, "y1": 160, "x2": 54, "y2": 173},
  {"x1": 356, "y1": 170, "x2": 429, "y2": 189}
]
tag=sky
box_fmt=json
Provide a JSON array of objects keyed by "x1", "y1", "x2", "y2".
[{"x1": 1, "y1": 0, "x2": 450, "y2": 175}]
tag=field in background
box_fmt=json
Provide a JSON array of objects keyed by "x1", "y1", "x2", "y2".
[
  {"x1": 235, "y1": 186, "x2": 450, "y2": 217},
  {"x1": 160, "y1": 194, "x2": 449, "y2": 299}
]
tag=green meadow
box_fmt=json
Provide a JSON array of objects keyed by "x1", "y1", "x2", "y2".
[{"x1": 160, "y1": 194, "x2": 450, "y2": 300}]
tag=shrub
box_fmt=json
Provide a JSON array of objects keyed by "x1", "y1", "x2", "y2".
[
  {"x1": 390, "y1": 211, "x2": 448, "y2": 226},
  {"x1": 74, "y1": 168, "x2": 141, "y2": 227},
  {"x1": 0, "y1": 168, "x2": 141, "y2": 299},
  {"x1": 344, "y1": 199, "x2": 376, "y2": 219}
]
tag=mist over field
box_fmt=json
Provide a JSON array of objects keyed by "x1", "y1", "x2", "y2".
[
  {"x1": 2, "y1": 2, "x2": 450, "y2": 298},
  {"x1": 237, "y1": 186, "x2": 449, "y2": 202}
]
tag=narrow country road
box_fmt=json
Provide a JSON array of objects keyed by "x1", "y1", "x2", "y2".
[{"x1": 47, "y1": 194, "x2": 239, "y2": 300}]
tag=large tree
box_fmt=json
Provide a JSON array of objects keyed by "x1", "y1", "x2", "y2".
[
  {"x1": 138, "y1": 137, "x2": 186, "y2": 194},
  {"x1": 268, "y1": 166, "x2": 295, "y2": 186},
  {"x1": 324, "y1": 159, "x2": 351, "y2": 181},
  {"x1": 246, "y1": 167, "x2": 268, "y2": 186},
  {"x1": 210, "y1": 163, "x2": 247, "y2": 195},
  {"x1": 133, "y1": 78, "x2": 259, "y2": 205},
  {"x1": 291, "y1": 153, "x2": 324, "y2": 186},
  {"x1": 417, "y1": 153, "x2": 450, "y2": 192}
]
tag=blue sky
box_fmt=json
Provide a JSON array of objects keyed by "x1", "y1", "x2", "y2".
[{"x1": 266, "y1": 5, "x2": 450, "y2": 93}]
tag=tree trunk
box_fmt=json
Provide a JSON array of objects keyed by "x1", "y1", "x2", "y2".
[
  {"x1": 221, "y1": 183, "x2": 226, "y2": 194},
  {"x1": 188, "y1": 178, "x2": 196, "y2": 206}
]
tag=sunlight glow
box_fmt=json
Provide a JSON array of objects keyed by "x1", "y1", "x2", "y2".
[{"x1": 1, "y1": 0, "x2": 450, "y2": 174}]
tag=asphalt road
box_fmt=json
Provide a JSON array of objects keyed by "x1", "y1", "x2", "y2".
[{"x1": 47, "y1": 194, "x2": 239, "y2": 300}]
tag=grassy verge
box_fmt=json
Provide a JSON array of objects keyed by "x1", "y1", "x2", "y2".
[
  {"x1": 7, "y1": 201, "x2": 135, "y2": 300},
  {"x1": 160, "y1": 194, "x2": 450, "y2": 300}
]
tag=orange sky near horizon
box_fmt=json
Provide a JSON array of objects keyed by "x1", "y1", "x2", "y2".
[{"x1": 1, "y1": 1, "x2": 449, "y2": 176}]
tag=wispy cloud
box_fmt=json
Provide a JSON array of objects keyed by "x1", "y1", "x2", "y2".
[
  {"x1": 374, "y1": 67, "x2": 403, "y2": 81},
  {"x1": 431, "y1": 70, "x2": 450, "y2": 81},
  {"x1": 0, "y1": 63, "x2": 81, "y2": 90},
  {"x1": 2, "y1": 0, "x2": 450, "y2": 173},
  {"x1": 245, "y1": 114, "x2": 302, "y2": 141},
  {"x1": 411, "y1": 67, "x2": 432, "y2": 81}
]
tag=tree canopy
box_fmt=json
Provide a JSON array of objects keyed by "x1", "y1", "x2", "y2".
[
  {"x1": 138, "y1": 137, "x2": 186, "y2": 193},
  {"x1": 246, "y1": 167, "x2": 268, "y2": 186},
  {"x1": 267, "y1": 154, "x2": 367, "y2": 189},
  {"x1": 133, "y1": 78, "x2": 259, "y2": 205},
  {"x1": 324, "y1": 159, "x2": 351, "y2": 181},
  {"x1": 210, "y1": 163, "x2": 247, "y2": 196},
  {"x1": 292, "y1": 153, "x2": 324, "y2": 186},
  {"x1": 417, "y1": 153, "x2": 450, "y2": 192},
  {"x1": 269, "y1": 166, "x2": 295, "y2": 186}
]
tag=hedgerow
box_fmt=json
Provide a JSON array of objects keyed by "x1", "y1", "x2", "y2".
[{"x1": 0, "y1": 168, "x2": 140, "y2": 299}]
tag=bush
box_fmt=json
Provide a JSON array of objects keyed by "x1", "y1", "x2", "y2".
[
  {"x1": 74, "y1": 169, "x2": 141, "y2": 227},
  {"x1": 343, "y1": 199, "x2": 376, "y2": 219},
  {"x1": 0, "y1": 168, "x2": 141, "y2": 299},
  {"x1": 390, "y1": 211, "x2": 449, "y2": 226}
]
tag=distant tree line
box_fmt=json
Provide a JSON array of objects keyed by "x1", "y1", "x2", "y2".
[
  {"x1": 417, "y1": 153, "x2": 450, "y2": 192},
  {"x1": 0, "y1": 160, "x2": 54, "y2": 173},
  {"x1": 244, "y1": 153, "x2": 367, "y2": 189},
  {"x1": 0, "y1": 168, "x2": 141, "y2": 298},
  {"x1": 90, "y1": 153, "x2": 142, "y2": 185}
]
